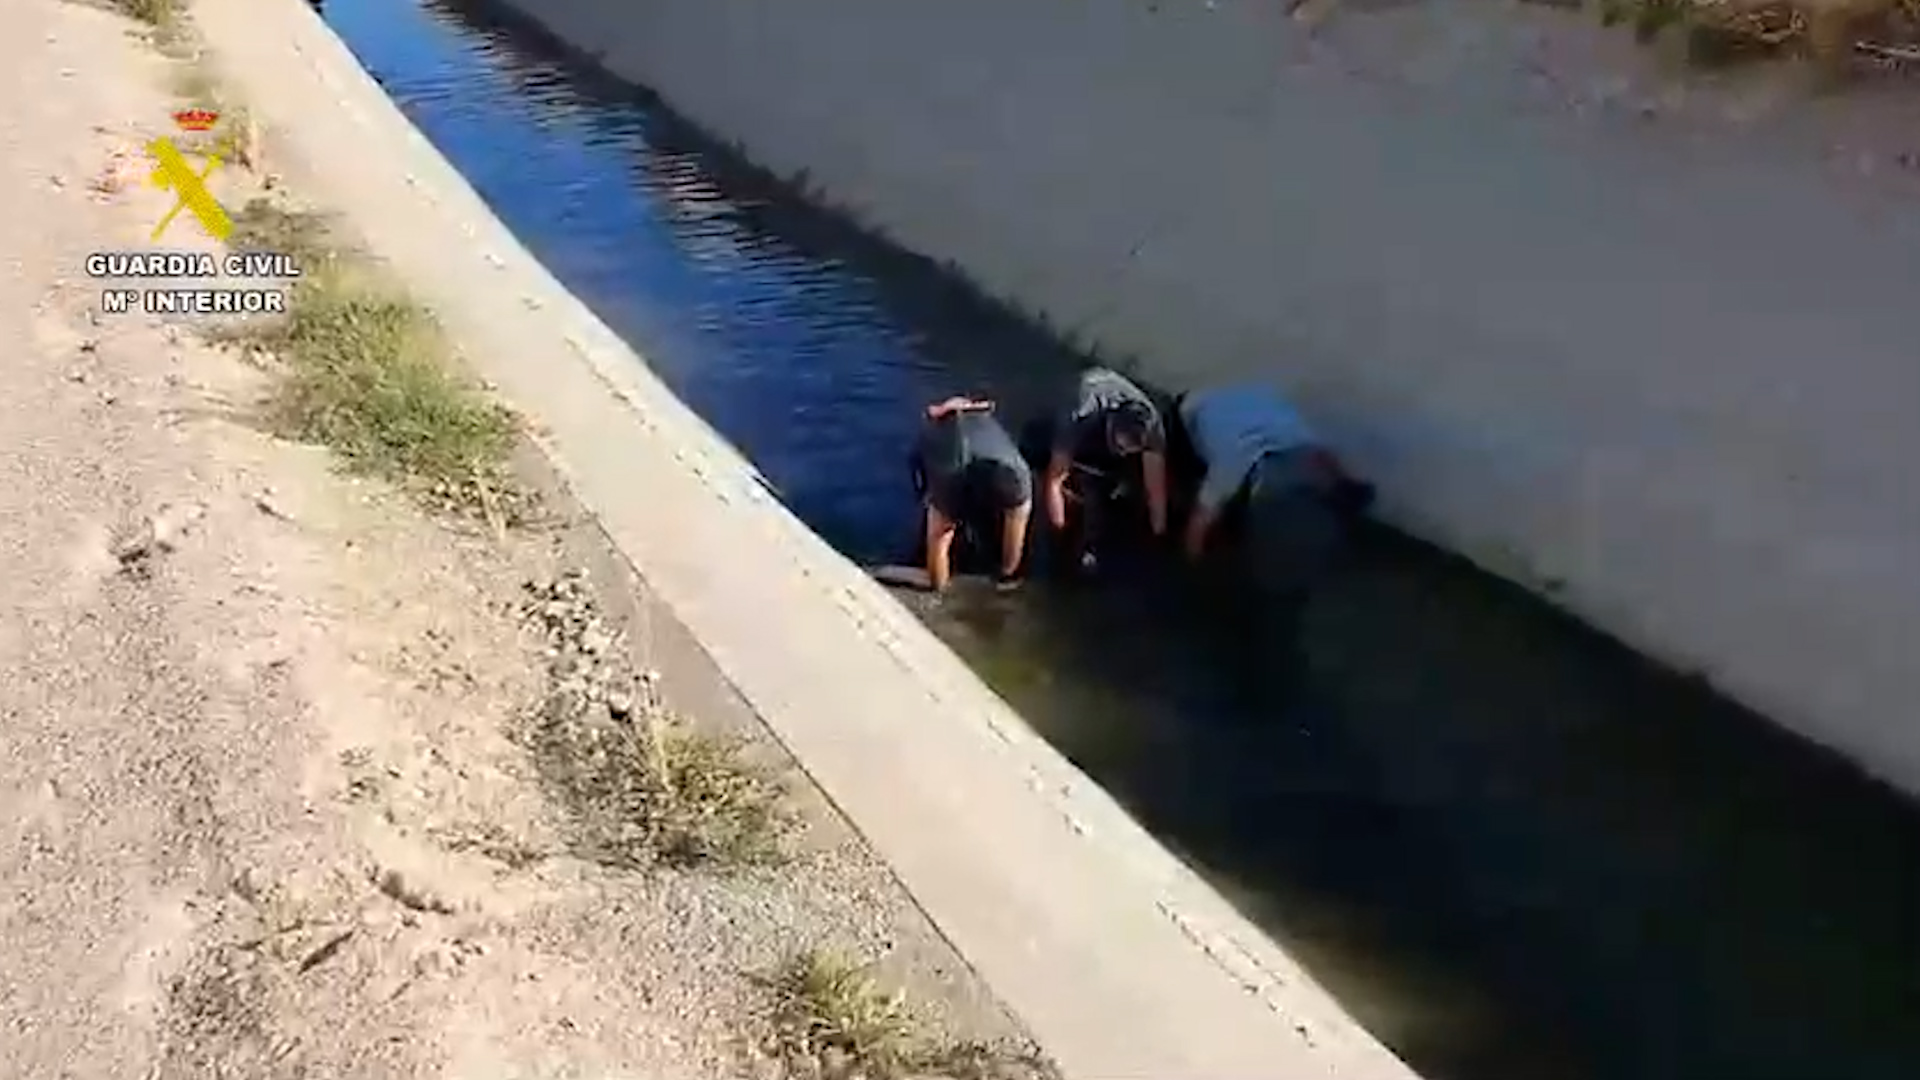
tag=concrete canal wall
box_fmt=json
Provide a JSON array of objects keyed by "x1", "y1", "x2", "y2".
[
  {"x1": 191, "y1": 0, "x2": 1424, "y2": 1075},
  {"x1": 489, "y1": 0, "x2": 1920, "y2": 797}
]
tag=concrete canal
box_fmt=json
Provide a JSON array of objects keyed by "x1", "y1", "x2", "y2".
[{"x1": 319, "y1": 1, "x2": 1920, "y2": 1076}]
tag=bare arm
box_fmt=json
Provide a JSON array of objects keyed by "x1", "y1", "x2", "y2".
[
  {"x1": 1042, "y1": 450, "x2": 1072, "y2": 531},
  {"x1": 1000, "y1": 500, "x2": 1032, "y2": 581},
  {"x1": 925, "y1": 506, "x2": 958, "y2": 592},
  {"x1": 926, "y1": 396, "x2": 993, "y2": 420},
  {"x1": 1184, "y1": 456, "x2": 1245, "y2": 560},
  {"x1": 1182, "y1": 501, "x2": 1216, "y2": 560},
  {"x1": 1141, "y1": 450, "x2": 1169, "y2": 537}
]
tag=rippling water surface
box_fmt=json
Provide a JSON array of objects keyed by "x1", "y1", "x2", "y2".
[{"x1": 322, "y1": 1, "x2": 1920, "y2": 1076}]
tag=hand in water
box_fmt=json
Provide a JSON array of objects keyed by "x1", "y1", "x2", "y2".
[{"x1": 925, "y1": 396, "x2": 993, "y2": 419}]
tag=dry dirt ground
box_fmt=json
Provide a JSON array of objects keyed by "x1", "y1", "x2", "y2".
[{"x1": 0, "y1": 2, "x2": 1048, "y2": 1077}]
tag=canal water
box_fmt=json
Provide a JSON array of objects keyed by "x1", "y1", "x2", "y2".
[{"x1": 319, "y1": 1, "x2": 1920, "y2": 1077}]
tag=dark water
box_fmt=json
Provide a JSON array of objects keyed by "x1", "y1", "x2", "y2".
[{"x1": 322, "y1": 1, "x2": 1920, "y2": 1076}]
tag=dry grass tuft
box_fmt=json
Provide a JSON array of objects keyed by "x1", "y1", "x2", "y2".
[
  {"x1": 521, "y1": 573, "x2": 791, "y2": 872},
  {"x1": 527, "y1": 696, "x2": 790, "y2": 871},
  {"x1": 762, "y1": 949, "x2": 1060, "y2": 1080},
  {"x1": 108, "y1": 0, "x2": 185, "y2": 28},
  {"x1": 764, "y1": 949, "x2": 924, "y2": 1078},
  {"x1": 226, "y1": 199, "x2": 527, "y2": 522},
  {"x1": 1598, "y1": 0, "x2": 1920, "y2": 72}
]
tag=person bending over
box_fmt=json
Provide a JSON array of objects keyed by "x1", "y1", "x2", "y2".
[
  {"x1": 910, "y1": 396, "x2": 1034, "y2": 592},
  {"x1": 1175, "y1": 383, "x2": 1374, "y2": 598},
  {"x1": 1033, "y1": 367, "x2": 1170, "y2": 570}
]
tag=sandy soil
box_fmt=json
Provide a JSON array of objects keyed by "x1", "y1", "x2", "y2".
[{"x1": 0, "y1": 2, "x2": 1044, "y2": 1076}]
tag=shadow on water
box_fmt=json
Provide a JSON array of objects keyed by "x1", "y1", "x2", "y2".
[{"x1": 323, "y1": 0, "x2": 1920, "y2": 1076}]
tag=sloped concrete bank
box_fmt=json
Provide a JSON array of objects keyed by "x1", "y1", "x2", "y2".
[
  {"x1": 187, "y1": 0, "x2": 1420, "y2": 1076},
  {"x1": 483, "y1": 0, "x2": 1920, "y2": 797}
]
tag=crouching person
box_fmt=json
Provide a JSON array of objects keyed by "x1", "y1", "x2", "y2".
[
  {"x1": 1174, "y1": 383, "x2": 1374, "y2": 601},
  {"x1": 910, "y1": 396, "x2": 1034, "y2": 592},
  {"x1": 1028, "y1": 366, "x2": 1170, "y2": 574}
]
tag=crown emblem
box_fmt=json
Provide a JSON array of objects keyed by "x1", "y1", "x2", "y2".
[{"x1": 172, "y1": 108, "x2": 220, "y2": 132}]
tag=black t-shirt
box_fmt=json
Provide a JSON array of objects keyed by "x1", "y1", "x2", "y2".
[{"x1": 914, "y1": 410, "x2": 1031, "y2": 521}]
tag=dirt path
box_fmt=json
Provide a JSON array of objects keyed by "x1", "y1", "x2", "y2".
[{"x1": 0, "y1": 2, "x2": 1050, "y2": 1077}]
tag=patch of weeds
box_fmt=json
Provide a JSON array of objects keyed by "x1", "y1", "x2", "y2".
[
  {"x1": 1597, "y1": 0, "x2": 1920, "y2": 71},
  {"x1": 90, "y1": 0, "x2": 193, "y2": 53},
  {"x1": 521, "y1": 573, "x2": 791, "y2": 871},
  {"x1": 648, "y1": 721, "x2": 790, "y2": 866},
  {"x1": 762, "y1": 949, "x2": 1059, "y2": 1080},
  {"x1": 230, "y1": 198, "x2": 334, "y2": 266},
  {"x1": 107, "y1": 0, "x2": 185, "y2": 28},
  {"x1": 225, "y1": 199, "x2": 523, "y2": 519},
  {"x1": 764, "y1": 949, "x2": 920, "y2": 1078},
  {"x1": 915, "y1": 1042, "x2": 1062, "y2": 1080},
  {"x1": 258, "y1": 284, "x2": 516, "y2": 499},
  {"x1": 435, "y1": 821, "x2": 551, "y2": 870},
  {"x1": 527, "y1": 693, "x2": 789, "y2": 871}
]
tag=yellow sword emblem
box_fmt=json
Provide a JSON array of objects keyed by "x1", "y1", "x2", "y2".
[{"x1": 147, "y1": 135, "x2": 233, "y2": 242}]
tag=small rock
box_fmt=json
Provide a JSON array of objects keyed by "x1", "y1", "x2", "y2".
[
  {"x1": 605, "y1": 688, "x2": 634, "y2": 720},
  {"x1": 254, "y1": 491, "x2": 295, "y2": 521},
  {"x1": 413, "y1": 949, "x2": 453, "y2": 977},
  {"x1": 376, "y1": 868, "x2": 455, "y2": 914},
  {"x1": 231, "y1": 866, "x2": 270, "y2": 902},
  {"x1": 113, "y1": 500, "x2": 208, "y2": 572},
  {"x1": 91, "y1": 148, "x2": 140, "y2": 194},
  {"x1": 297, "y1": 928, "x2": 355, "y2": 973}
]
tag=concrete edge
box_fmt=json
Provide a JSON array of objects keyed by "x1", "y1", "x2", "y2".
[{"x1": 185, "y1": 0, "x2": 1422, "y2": 1075}]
